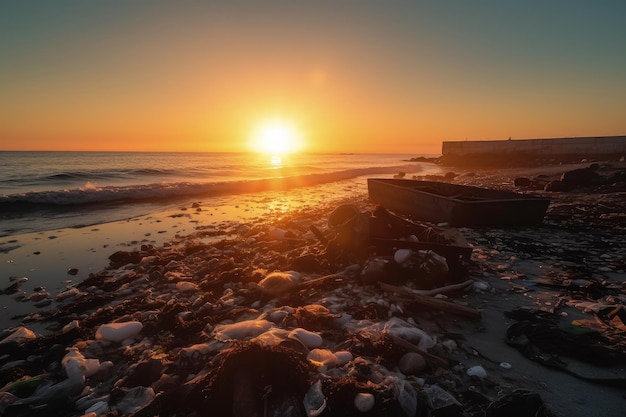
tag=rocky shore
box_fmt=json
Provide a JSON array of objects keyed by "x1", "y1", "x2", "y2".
[{"x1": 1, "y1": 161, "x2": 625, "y2": 417}]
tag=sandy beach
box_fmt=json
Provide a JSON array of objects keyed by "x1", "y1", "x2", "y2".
[{"x1": 1, "y1": 160, "x2": 625, "y2": 417}]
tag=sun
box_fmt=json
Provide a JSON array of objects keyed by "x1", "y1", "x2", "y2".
[{"x1": 250, "y1": 119, "x2": 302, "y2": 154}]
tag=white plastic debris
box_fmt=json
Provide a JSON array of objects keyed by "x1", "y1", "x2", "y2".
[
  {"x1": 213, "y1": 319, "x2": 273, "y2": 341},
  {"x1": 472, "y1": 280, "x2": 490, "y2": 292},
  {"x1": 250, "y1": 328, "x2": 290, "y2": 346},
  {"x1": 383, "y1": 317, "x2": 436, "y2": 350},
  {"x1": 307, "y1": 349, "x2": 339, "y2": 369},
  {"x1": 62, "y1": 348, "x2": 101, "y2": 380},
  {"x1": 303, "y1": 380, "x2": 326, "y2": 417},
  {"x1": 113, "y1": 387, "x2": 155, "y2": 415},
  {"x1": 85, "y1": 401, "x2": 110, "y2": 416},
  {"x1": 466, "y1": 365, "x2": 487, "y2": 378},
  {"x1": 423, "y1": 384, "x2": 461, "y2": 410},
  {"x1": 95, "y1": 321, "x2": 143, "y2": 343},
  {"x1": 288, "y1": 328, "x2": 323, "y2": 349},
  {"x1": 390, "y1": 377, "x2": 418, "y2": 417}
]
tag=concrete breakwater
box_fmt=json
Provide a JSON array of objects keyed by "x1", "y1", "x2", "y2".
[{"x1": 440, "y1": 136, "x2": 626, "y2": 166}]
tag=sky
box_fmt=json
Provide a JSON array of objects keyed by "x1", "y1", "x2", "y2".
[{"x1": 1, "y1": 1, "x2": 625, "y2": 154}]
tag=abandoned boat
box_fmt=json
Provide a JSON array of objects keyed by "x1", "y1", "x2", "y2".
[{"x1": 367, "y1": 178, "x2": 550, "y2": 226}]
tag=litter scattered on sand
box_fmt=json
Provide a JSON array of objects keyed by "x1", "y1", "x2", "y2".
[{"x1": 1, "y1": 161, "x2": 625, "y2": 417}]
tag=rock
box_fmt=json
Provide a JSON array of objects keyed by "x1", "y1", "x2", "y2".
[
  {"x1": 394, "y1": 249, "x2": 414, "y2": 265},
  {"x1": 398, "y1": 352, "x2": 426, "y2": 375},
  {"x1": 360, "y1": 256, "x2": 392, "y2": 284},
  {"x1": 108, "y1": 251, "x2": 142, "y2": 267},
  {"x1": 544, "y1": 180, "x2": 568, "y2": 192},
  {"x1": 606, "y1": 170, "x2": 626, "y2": 184},
  {"x1": 0, "y1": 326, "x2": 36, "y2": 344},
  {"x1": 560, "y1": 165, "x2": 604, "y2": 187},
  {"x1": 176, "y1": 281, "x2": 199, "y2": 293},
  {"x1": 514, "y1": 177, "x2": 532, "y2": 187},
  {"x1": 28, "y1": 291, "x2": 50, "y2": 302},
  {"x1": 354, "y1": 392, "x2": 375, "y2": 412},
  {"x1": 123, "y1": 358, "x2": 165, "y2": 388},
  {"x1": 334, "y1": 350, "x2": 353, "y2": 366},
  {"x1": 67, "y1": 268, "x2": 79, "y2": 275}
]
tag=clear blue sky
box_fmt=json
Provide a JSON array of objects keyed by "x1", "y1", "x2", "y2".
[{"x1": 1, "y1": 1, "x2": 625, "y2": 153}]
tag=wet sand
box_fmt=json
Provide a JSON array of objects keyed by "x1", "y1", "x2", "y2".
[{"x1": 1, "y1": 162, "x2": 625, "y2": 416}]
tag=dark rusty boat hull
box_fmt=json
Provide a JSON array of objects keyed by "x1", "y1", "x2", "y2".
[{"x1": 367, "y1": 178, "x2": 550, "y2": 226}]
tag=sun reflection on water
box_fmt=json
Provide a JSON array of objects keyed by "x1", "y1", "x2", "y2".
[{"x1": 270, "y1": 154, "x2": 282, "y2": 167}]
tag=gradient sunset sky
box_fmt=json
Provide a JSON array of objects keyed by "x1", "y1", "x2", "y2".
[{"x1": 1, "y1": 1, "x2": 625, "y2": 154}]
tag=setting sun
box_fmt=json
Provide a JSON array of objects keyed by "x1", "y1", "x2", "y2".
[{"x1": 250, "y1": 119, "x2": 303, "y2": 154}]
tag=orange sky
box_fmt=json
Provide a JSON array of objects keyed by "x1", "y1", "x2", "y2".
[{"x1": 1, "y1": 2, "x2": 625, "y2": 154}]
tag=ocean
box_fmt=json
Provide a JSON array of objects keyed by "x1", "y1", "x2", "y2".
[{"x1": 0, "y1": 151, "x2": 440, "y2": 237}]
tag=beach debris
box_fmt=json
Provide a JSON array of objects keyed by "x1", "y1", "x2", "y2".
[
  {"x1": 0, "y1": 326, "x2": 36, "y2": 344},
  {"x1": 398, "y1": 351, "x2": 426, "y2": 375},
  {"x1": 95, "y1": 321, "x2": 143, "y2": 343},
  {"x1": 466, "y1": 365, "x2": 487, "y2": 378},
  {"x1": 303, "y1": 379, "x2": 326, "y2": 416},
  {"x1": 484, "y1": 389, "x2": 554, "y2": 417},
  {"x1": 9, "y1": 191, "x2": 620, "y2": 416},
  {"x1": 213, "y1": 319, "x2": 273, "y2": 341},
  {"x1": 423, "y1": 384, "x2": 462, "y2": 416},
  {"x1": 380, "y1": 282, "x2": 481, "y2": 320},
  {"x1": 288, "y1": 328, "x2": 323, "y2": 349},
  {"x1": 55, "y1": 287, "x2": 83, "y2": 301},
  {"x1": 354, "y1": 392, "x2": 375, "y2": 412},
  {"x1": 257, "y1": 270, "x2": 301, "y2": 296}
]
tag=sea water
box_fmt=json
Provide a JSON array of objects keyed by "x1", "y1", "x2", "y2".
[{"x1": 0, "y1": 151, "x2": 439, "y2": 236}]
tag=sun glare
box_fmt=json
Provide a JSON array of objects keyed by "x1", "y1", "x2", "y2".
[{"x1": 250, "y1": 119, "x2": 302, "y2": 154}]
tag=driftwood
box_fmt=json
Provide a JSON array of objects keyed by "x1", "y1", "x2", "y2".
[
  {"x1": 295, "y1": 273, "x2": 345, "y2": 291},
  {"x1": 380, "y1": 282, "x2": 481, "y2": 320}
]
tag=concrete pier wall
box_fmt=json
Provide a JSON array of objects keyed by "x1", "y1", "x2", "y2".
[{"x1": 442, "y1": 136, "x2": 626, "y2": 156}]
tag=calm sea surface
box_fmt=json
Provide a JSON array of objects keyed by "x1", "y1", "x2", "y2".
[{"x1": 0, "y1": 151, "x2": 438, "y2": 236}]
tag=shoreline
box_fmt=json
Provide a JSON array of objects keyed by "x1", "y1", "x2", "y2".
[{"x1": 1, "y1": 162, "x2": 625, "y2": 416}]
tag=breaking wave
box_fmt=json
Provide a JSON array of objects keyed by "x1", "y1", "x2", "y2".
[{"x1": 0, "y1": 164, "x2": 421, "y2": 212}]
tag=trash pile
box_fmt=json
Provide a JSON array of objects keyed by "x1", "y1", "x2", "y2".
[{"x1": 1, "y1": 187, "x2": 623, "y2": 416}]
